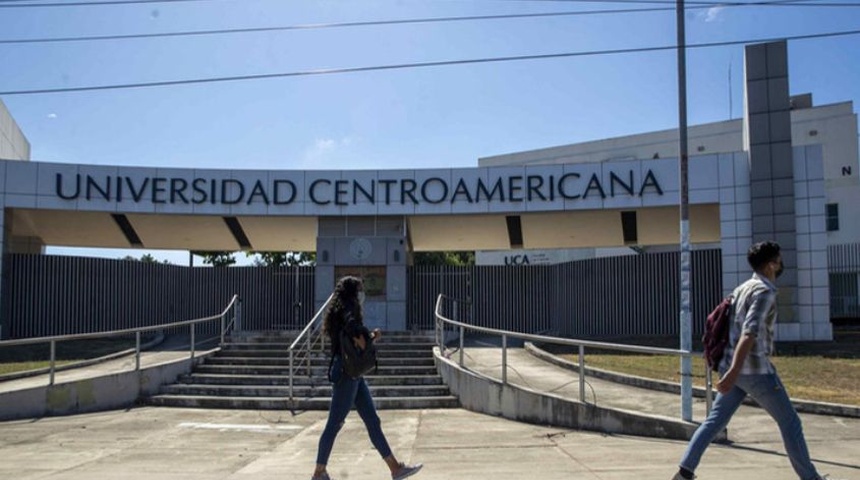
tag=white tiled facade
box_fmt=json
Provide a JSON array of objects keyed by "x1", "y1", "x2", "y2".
[
  {"x1": 717, "y1": 145, "x2": 831, "y2": 341},
  {"x1": 792, "y1": 146, "x2": 832, "y2": 340}
]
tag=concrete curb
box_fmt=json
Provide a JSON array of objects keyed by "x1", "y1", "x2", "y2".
[
  {"x1": 434, "y1": 347, "x2": 707, "y2": 441},
  {"x1": 525, "y1": 342, "x2": 860, "y2": 419}
]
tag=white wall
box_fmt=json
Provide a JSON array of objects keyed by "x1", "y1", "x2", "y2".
[
  {"x1": 479, "y1": 120, "x2": 743, "y2": 167},
  {"x1": 0, "y1": 100, "x2": 30, "y2": 162}
]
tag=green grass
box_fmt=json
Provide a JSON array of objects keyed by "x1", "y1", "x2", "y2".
[
  {"x1": 0, "y1": 338, "x2": 145, "y2": 376},
  {"x1": 0, "y1": 361, "x2": 76, "y2": 376},
  {"x1": 564, "y1": 353, "x2": 860, "y2": 406}
]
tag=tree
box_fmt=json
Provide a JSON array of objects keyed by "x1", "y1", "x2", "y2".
[
  {"x1": 413, "y1": 251, "x2": 475, "y2": 266},
  {"x1": 249, "y1": 251, "x2": 316, "y2": 267},
  {"x1": 120, "y1": 253, "x2": 171, "y2": 264},
  {"x1": 140, "y1": 253, "x2": 158, "y2": 263},
  {"x1": 192, "y1": 251, "x2": 237, "y2": 267}
]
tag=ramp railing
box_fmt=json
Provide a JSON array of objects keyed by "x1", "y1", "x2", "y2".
[
  {"x1": 434, "y1": 294, "x2": 715, "y2": 419},
  {"x1": 0, "y1": 294, "x2": 242, "y2": 386}
]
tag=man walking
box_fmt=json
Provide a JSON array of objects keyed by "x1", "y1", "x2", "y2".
[{"x1": 671, "y1": 241, "x2": 835, "y2": 480}]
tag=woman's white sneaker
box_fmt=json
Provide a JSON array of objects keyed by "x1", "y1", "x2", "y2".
[{"x1": 392, "y1": 462, "x2": 423, "y2": 480}]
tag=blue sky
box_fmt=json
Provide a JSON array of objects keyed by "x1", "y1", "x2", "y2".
[{"x1": 1, "y1": 0, "x2": 859, "y2": 265}]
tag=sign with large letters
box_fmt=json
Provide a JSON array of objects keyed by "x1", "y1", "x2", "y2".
[{"x1": 54, "y1": 168, "x2": 664, "y2": 207}]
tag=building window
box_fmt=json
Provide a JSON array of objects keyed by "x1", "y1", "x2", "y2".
[{"x1": 826, "y1": 203, "x2": 839, "y2": 231}]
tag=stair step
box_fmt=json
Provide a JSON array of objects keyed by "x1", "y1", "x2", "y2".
[
  {"x1": 218, "y1": 348, "x2": 433, "y2": 358},
  {"x1": 204, "y1": 357, "x2": 436, "y2": 367},
  {"x1": 195, "y1": 365, "x2": 439, "y2": 376},
  {"x1": 147, "y1": 333, "x2": 456, "y2": 411},
  {"x1": 226, "y1": 333, "x2": 436, "y2": 348},
  {"x1": 160, "y1": 384, "x2": 452, "y2": 398},
  {"x1": 178, "y1": 373, "x2": 446, "y2": 386},
  {"x1": 226, "y1": 332, "x2": 435, "y2": 341},
  {"x1": 145, "y1": 394, "x2": 460, "y2": 410}
]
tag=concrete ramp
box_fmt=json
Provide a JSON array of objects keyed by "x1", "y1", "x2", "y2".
[{"x1": 436, "y1": 346, "x2": 719, "y2": 440}]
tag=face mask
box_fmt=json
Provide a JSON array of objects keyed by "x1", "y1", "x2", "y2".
[{"x1": 358, "y1": 291, "x2": 366, "y2": 305}]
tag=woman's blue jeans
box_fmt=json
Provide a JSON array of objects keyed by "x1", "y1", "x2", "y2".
[
  {"x1": 315, "y1": 355, "x2": 392, "y2": 466},
  {"x1": 679, "y1": 371, "x2": 820, "y2": 480}
]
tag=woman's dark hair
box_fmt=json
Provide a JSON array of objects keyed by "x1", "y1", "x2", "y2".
[
  {"x1": 323, "y1": 276, "x2": 364, "y2": 335},
  {"x1": 747, "y1": 241, "x2": 781, "y2": 271}
]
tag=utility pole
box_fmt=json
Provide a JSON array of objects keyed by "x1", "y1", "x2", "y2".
[{"x1": 676, "y1": 0, "x2": 693, "y2": 422}]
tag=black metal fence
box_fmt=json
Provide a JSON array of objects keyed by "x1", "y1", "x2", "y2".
[
  {"x1": 1, "y1": 255, "x2": 314, "y2": 339},
  {"x1": 829, "y1": 243, "x2": 860, "y2": 318},
  {"x1": 407, "y1": 250, "x2": 722, "y2": 338},
  {"x1": 3, "y1": 250, "x2": 724, "y2": 340}
]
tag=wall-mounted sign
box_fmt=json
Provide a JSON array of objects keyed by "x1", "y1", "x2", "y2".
[{"x1": 54, "y1": 168, "x2": 664, "y2": 207}]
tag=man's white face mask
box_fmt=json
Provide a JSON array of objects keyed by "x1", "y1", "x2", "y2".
[{"x1": 358, "y1": 291, "x2": 366, "y2": 305}]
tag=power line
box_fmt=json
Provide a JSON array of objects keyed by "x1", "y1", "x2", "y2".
[
  {"x1": 1, "y1": 0, "x2": 859, "y2": 7},
  {"x1": 1, "y1": 0, "x2": 854, "y2": 44},
  {"x1": 0, "y1": 7, "x2": 679, "y2": 44},
  {"x1": 483, "y1": 0, "x2": 859, "y2": 4},
  {"x1": 2, "y1": 28, "x2": 858, "y2": 96},
  {"x1": 0, "y1": 0, "x2": 213, "y2": 7}
]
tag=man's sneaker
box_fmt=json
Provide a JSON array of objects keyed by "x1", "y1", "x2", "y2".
[
  {"x1": 392, "y1": 462, "x2": 423, "y2": 480},
  {"x1": 311, "y1": 473, "x2": 332, "y2": 480}
]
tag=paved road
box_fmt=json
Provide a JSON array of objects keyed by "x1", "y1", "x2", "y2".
[
  {"x1": 1, "y1": 344, "x2": 859, "y2": 479},
  {"x1": 1, "y1": 406, "x2": 858, "y2": 480}
]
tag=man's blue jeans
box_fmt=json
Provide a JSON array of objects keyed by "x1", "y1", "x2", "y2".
[
  {"x1": 315, "y1": 355, "x2": 392, "y2": 466},
  {"x1": 679, "y1": 371, "x2": 820, "y2": 480}
]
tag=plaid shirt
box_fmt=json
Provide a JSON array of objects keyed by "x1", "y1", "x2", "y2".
[{"x1": 719, "y1": 273, "x2": 778, "y2": 375}]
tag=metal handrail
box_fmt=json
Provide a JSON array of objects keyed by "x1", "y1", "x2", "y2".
[
  {"x1": 288, "y1": 293, "x2": 333, "y2": 351},
  {"x1": 434, "y1": 294, "x2": 714, "y2": 420},
  {"x1": 287, "y1": 292, "x2": 334, "y2": 400},
  {"x1": 220, "y1": 295, "x2": 242, "y2": 346},
  {"x1": 0, "y1": 294, "x2": 241, "y2": 386}
]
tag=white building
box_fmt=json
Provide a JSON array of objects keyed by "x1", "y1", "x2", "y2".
[
  {"x1": 477, "y1": 43, "x2": 860, "y2": 330},
  {"x1": 0, "y1": 99, "x2": 29, "y2": 162},
  {"x1": 479, "y1": 96, "x2": 859, "y2": 246}
]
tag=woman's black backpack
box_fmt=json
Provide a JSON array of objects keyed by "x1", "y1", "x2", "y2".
[
  {"x1": 328, "y1": 311, "x2": 378, "y2": 380},
  {"x1": 338, "y1": 325, "x2": 378, "y2": 379}
]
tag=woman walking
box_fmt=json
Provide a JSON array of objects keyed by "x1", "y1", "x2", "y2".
[{"x1": 311, "y1": 275, "x2": 423, "y2": 480}]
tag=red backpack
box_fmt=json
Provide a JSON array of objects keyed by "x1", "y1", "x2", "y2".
[{"x1": 702, "y1": 295, "x2": 734, "y2": 372}]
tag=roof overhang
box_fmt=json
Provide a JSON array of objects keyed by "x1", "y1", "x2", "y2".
[{"x1": 6, "y1": 206, "x2": 721, "y2": 252}]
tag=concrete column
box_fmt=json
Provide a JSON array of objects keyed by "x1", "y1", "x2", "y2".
[
  {"x1": 744, "y1": 40, "x2": 805, "y2": 339},
  {"x1": 743, "y1": 41, "x2": 832, "y2": 341},
  {"x1": 315, "y1": 216, "x2": 409, "y2": 331}
]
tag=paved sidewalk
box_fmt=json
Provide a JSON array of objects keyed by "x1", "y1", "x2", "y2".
[
  {"x1": 1, "y1": 406, "x2": 858, "y2": 480},
  {"x1": 0, "y1": 346, "x2": 858, "y2": 479}
]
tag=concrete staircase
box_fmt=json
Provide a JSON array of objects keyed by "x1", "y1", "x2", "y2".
[{"x1": 145, "y1": 331, "x2": 459, "y2": 410}]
